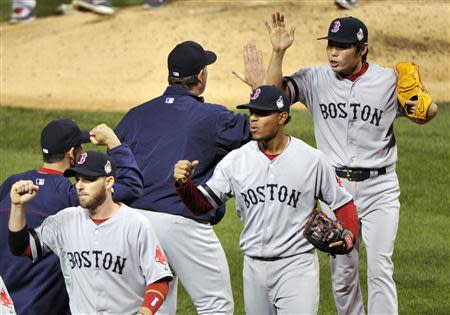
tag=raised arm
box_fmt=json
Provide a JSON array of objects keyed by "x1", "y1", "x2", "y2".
[
  {"x1": 9, "y1": 180, "x2": 38, "y2": 232},
  {"x1": 8, "y1": 180, "x2": 39, "y2": 258},
  {"x1": 90, "y1": 123, "x2": 143, "y2": 202},
  {"x1": 265, "y1": 12, "x2": 295, "y2": 89}
]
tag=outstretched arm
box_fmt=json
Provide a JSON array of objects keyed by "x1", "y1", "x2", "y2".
[{"x1": 265, "y1": 12, "x2": 295, "y2": 90}]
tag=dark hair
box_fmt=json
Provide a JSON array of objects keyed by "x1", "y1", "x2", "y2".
[
  {"x1": 42, "y1": 145, "x2": 81, "y2": 164},
  {"x1": 43, "y1": 152, "x2": 66, "y2": 163},
  {"x1": 356, "y1": 42, "x2": 368, "y2": 63},
  {"x1": 168, "y1": 74, "x2": 200, "y2": 90}
]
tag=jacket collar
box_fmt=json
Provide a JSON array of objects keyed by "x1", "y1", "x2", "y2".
[{"x1": 163, "y1": 86, "x2": 204, "y2": 103}]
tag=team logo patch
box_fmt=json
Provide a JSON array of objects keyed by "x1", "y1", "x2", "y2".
[
  {"x1": 356, "y1": 28, "x2": 364, "y2": 41},
  {"x1": 165, "y1": 97, "x2": 174, "y2": 104},
  {"x1": 1, "y1": 288, "x2": 13, "y2": 309},
  {"x1": 104, "y1": 160, "x2": 112, "y2": 174},
  {"x1": 251, "y1": 88, "x2": 261, "y2": 100},
  {"x1": 35, "y1": 178, "x2": 45, "y2": 186},
  {"x1": 172, "y1": 71, "x2": 180, "y2": 77},
  {"x1": 155, "y1": 245, "x2": 167, "y2": 265},
  {"x1": 336, "y1": 176, "x2": 344, "y2": 187},
  {"x1": 78, "y1": 152, "x2": 88, "y2": 164},
  {"x1": 331, "y1": 20, "x2": 341, "y2": 33},
  {"x1": 42, "y1": 148, "x2": 49, "y2": 154},
  {"x1": 276, "y1": 96, "x2": 284, "y2": 109}
]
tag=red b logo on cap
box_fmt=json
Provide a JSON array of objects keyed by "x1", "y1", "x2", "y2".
[
  {"x1": 251, "y1": 88, "x2": 261, "y2": 100},
  {"x1": 331, "y1": 20, "x2": 341, "y2": 33},
  {"x1": 78, "y1": 152, "x2": 88, "y2": 164}
]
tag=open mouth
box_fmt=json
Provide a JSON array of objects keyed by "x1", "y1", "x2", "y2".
[{"x1": 330, "y1": 61, "x2": 339, "y2": 67}]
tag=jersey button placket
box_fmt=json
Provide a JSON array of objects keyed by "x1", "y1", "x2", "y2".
[{"x1": 347, "y1": 88, "x2": 358, "y2": 166}]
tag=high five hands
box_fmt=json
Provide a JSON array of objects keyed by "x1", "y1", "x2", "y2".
[
  {"x1": 265, "y1": 12, "x2": 296, "y2": 53},
  {"x1": 232, "y1": 42, "x2": 266, "y2": 90}
]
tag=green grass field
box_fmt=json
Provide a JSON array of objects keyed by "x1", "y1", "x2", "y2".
[{"x1": 0, "y1": 104, "x2": 448, "y2": 314}]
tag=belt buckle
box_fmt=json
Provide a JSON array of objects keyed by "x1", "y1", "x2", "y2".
[{"x1": 346, "y1": 169, "x2": 354, "y2": 181}]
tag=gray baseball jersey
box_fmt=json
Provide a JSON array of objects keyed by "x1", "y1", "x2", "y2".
[
  {"x1": 199, "y1": 137, "x2": 352, "y2": 258},
  {"x1": 285, "y1": 64, "x2": 399, "y2": 168},
  {"x1": 28, "y1": 204, "x2": 172, "y2": 315}
]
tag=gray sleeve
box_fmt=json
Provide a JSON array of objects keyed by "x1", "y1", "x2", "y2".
[
  {"x1": 138, "y1": 221, "x2": 173, "y2": 285},
  {"x1": 30, "y1": 215, "x2": 60, "y2": 262},
  {"x1": 199, "y1": 161, "x2": 234, "y2": 209},
  {"x1": 284, "y1": 67, "x2": 317, "y2": 107}
]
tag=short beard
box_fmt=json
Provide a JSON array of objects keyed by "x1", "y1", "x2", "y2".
[{"x1": 80, "y1": 188, "x2": 107, "y2": 215}]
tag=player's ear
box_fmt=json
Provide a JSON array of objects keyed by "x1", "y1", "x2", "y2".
[
  {"x1": 279, "y1": 112, "x2": 289, "y2": 125},
  {"x1": 358, "y1": 43, "x2": 368, "y2": 57},
  {"x1": 105, "y1": 176, "x2": 115, "y2": 191}
]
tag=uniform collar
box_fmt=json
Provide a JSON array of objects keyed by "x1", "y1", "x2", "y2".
[
  {"x1": 346, "y1": 62, "x2": 369, "y2": 81},
  {"x1": 163, "y1": 86, "x2": 204, "y2": 103},
  {"x1": 37, "y1": 167, "x2": 64, "y2": 175}
]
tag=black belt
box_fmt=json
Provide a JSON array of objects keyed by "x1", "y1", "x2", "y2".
[
  {"x1": 249, "y1": 256, "x2": 284, "y2": 261},
  {"x1": 335, "y1": 167, "x2": 386, "y2": 182}
]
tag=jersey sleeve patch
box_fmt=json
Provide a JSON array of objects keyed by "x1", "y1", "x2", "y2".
[{"x1": 155, "y1": 245, "x2": 167, "y2": 265}]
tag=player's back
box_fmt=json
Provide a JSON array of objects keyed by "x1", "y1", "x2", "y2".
[
  {"x1": 115, "y1": 85, "x2": 250, "y2": 224},
  {"x1": 0, "y1": 169, "x2": 72, "y2": 315}
]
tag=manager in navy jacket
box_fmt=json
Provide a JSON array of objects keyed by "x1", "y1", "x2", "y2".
[{"x1": 115, "y1": 41, "x2": 251, "y2": 315}]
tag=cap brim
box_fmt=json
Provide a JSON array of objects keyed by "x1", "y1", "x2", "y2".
[
  {"x1": 317, "y1": 35, "x2": 357, "y2": 44},
  {"x1": 205, "y1": 51, "x2": 217, "y2": 65},
  {"x1": 236, "y1": 103, "x2": 277, "y2": 112},
  {"x1": 79, "y1": 130, "x2": 91, "y2": 145},
  {"x1": 63, "y1": 167, "x2": 103, "y2": 178}
]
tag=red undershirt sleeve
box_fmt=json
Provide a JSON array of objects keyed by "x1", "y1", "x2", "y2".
[
  {"x1": 174, "y1": 179, "x2": 214, "y2": 215},
  {"x1": 334, "y1": 199, "x2": 359, "y2": 240},
  {"x1": 141, "y1": 279, "x2": 170, "y2": 314}
]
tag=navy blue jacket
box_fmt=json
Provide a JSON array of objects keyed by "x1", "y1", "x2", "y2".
[
  {"x1": 115, "y1": 86, "x2": 250, "y2": 224},
  {"x1": 0, "y1": 144, "x2": 142, "y2": 315}
]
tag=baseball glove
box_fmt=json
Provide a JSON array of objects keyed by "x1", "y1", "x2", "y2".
[
  {"x1": 303, "y1": 208, "x2": 353, "y2": 256},
  {"x1": 396, "y1": 62, "x2": 432, "y2": 121}
]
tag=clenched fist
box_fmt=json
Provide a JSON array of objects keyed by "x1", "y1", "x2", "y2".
[
  {"x1": 174, "y1": 160, "x2": 199, "y2": 185},
  {"x1": 10, "y1": 180, "x2": 39, "y2": 205}
]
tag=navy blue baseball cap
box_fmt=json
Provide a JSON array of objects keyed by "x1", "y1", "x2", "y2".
[
  {"x1": 41, "y1": 119, "x2": 90, "y2": 155},
  {"x1": 64, "y1": 151, "x2": 116, "y2": 178},
  {"x1": 318, "y1": 16, "x2": 368, "y2": 44},
  {"x1": 237, "y1": 85, "x2": 290, "y2": 113},
  {"x1": 168, "y1": 41, "x2": 217, "y2": 78}
]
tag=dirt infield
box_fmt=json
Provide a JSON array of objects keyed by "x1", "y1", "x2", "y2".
[{"x1": 1, "y1": 0, "x2": 449, "y2": 112}]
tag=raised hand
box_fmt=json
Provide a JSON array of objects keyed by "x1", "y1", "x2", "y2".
[
  {"x1": 265, "y1": 12, "x2": 295, "y2": 52},
  {"x1": 232, "y1": 41, "x2": 266, "y2": 90},
  {"x1": 90, "y1": 123, "x2": 121, "y2": 149},
  {"x1": 174, "y1": 160, "x2": 199, "y2": 185},
  {"x1": 10, "y1": 180, "x2": 39, "y2": 205}
]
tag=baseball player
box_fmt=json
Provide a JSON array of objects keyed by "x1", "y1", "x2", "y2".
[
  {"x1": 173, "y1": 85, "x2": 359, "y2": 315},
  {"x1": 115, "y1": 40, "x2": 251, "y2": 314},
  {"x1": 0, "y1": 119, "x2": 143, "y2": 315},
  {"x1": 8, "y1": 151, "x2": 172, "y2": 315},
  {"x1": 259, "y1": 13, "x2": 438, "y2": 315}
]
